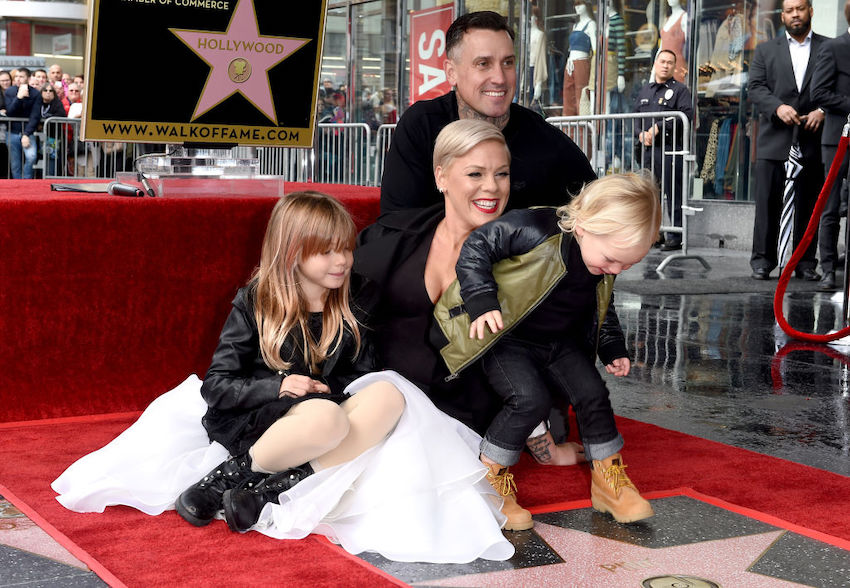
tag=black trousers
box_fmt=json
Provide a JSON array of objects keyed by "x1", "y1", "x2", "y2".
[
  {"x1": 481, "y1": 335, "x2": 622, "y2": 464},
  {"x1": 655, "y1": 154, "x2": 684, "y2": 240},
  {"x1": 640, "y1": 147, "x2": 684, "y2": 241},
  {"x1": 751, "y1": 158, "x2": 822, "y2": 272},
  {"x1": 817, "y1": 145, "x2": 850, "y2": 274}
]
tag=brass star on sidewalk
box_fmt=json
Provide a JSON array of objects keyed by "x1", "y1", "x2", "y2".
[{"x1": 427, "y1": 524, "x2": 801, "y2": 587}]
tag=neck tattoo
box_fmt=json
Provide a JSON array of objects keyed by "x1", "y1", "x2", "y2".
[{"x1": 455, "y1": 93, "x2": 510, "y2": 130}]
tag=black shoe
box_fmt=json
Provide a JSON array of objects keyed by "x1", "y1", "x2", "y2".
[
  {"x1": 751, "y1": 268, "x2": 770, "y2": 280},
  {"x1": 176, "y1": 453, "x2": 266, "y2": 527},
  {"x1": 795, "y1": 268, "x2": 822, "y2": 281},
  {"x1": 819, "y1": 271, "x2": 837, "y2": 291},
  {"x1": 660, "y1": 240, "x2": 682, "y2": 251},
  {"x1": 223, "y1": 464, "x2": 314, "y2": 533}
]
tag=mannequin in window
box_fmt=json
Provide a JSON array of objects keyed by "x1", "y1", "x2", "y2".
[
  {"x1": 562, "y1": 1, "x2": 597, "y2": 116},
  {"x1": 606, "y1": 3, "x2": 627, "y2": 96},
  {"x1": 654, "y1": 0, "x2": 688, "y2": 83},
  {"x1": 605, "y1": 1, "x2": 628, "y2": 171},
  {"x1": 529, "y1": 7, "x2": 548, "y2": 104},
  {"x1": 706, "y1": 6, "x2": 745, "y2": 97}
]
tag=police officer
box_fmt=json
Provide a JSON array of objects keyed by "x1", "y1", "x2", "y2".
[{"x1": 633, "y1": 49, "x2": 694, "y2": 250}]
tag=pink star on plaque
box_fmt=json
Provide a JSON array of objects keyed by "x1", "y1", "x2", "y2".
[
  {"x1": 427, "y1": 524, "x2": 800, "y2": 587},
  {"x1": 171, "y1": 0, "x2": 309, "y2": 124}
]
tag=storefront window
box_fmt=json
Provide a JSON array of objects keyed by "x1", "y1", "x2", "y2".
[
  {"x1": 319, "y1": 7, "x2": 350, "y2": 123},
  {"x1": 320, "y1": 1, "x2": 398, "y2": 128},
  {"x1": 464, "y1": 0, "x2": 763, "y2": 201},
  {"x1": 352, "y1": 0, "x2": 398, "y2": 130},
  {"x1": 693, "y1": 0, "x2": 757, "y2": 201}
]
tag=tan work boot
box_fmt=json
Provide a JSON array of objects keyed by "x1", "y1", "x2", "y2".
[
  {"x1": 483, "y1": 460, "x2": 534, "y2": 531},
  {"x1": 590, "y1": 453, "x2": 654, "y2": 523}
]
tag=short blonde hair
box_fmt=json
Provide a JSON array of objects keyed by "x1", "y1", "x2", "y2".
[
  {"x1": 557, "y1": 172, "x2": 662, "y2": 248},
  {"x1": 433, "y1": 119, "x2": 510, "y2": 173}
]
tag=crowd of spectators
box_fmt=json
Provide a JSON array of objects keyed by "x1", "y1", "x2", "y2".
[
  {"x1": 318, "y1": 79, "x2": 398, "y2": 131},
  {"x1": 1, "y1": 63, "x2": 86, "y2": 178},
  {"x1": 3, "y1": 69, "x2": 400, "y2": 180}
]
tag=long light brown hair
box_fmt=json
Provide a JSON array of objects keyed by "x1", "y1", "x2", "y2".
[{"x1": 250, "y1": 191, "x2": 359, "y2": 374}]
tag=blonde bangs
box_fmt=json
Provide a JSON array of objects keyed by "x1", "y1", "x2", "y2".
[{"x1": 296, "y1": 202, "x2": 357, "y2": 262}]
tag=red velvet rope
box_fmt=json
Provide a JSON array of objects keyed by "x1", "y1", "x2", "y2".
[{"x1": 774, "y1": 135, "x2": 850, "y2": 342}]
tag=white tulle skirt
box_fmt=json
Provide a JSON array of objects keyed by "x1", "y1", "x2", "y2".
[{"x1": 51, "y1": 371, "x2": 514, "y2": 563}]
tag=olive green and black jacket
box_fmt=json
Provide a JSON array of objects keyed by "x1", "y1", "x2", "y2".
[{"x1": 433, "y1": 207, "x2": 628, "y2": 378}]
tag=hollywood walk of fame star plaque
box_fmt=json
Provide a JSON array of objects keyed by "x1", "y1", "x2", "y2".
[
  {"x1": 360, "y1": 494, "x2": 850, "y2": 587},
  {"x1": 82, "y1": 0, "x2": 327, "y2": 147}
]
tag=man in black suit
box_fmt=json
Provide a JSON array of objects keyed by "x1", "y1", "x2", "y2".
[
  {"x1": 811, "y1": 0, "x2": 850, "y2": 291},
  {"x1": 748, "y1": 0, "x2": 826, "y2": 280}
]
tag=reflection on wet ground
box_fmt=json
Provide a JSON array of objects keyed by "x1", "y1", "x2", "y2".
[{"x1": 612, "y1": 248, "x2": 850, "y2": 476}]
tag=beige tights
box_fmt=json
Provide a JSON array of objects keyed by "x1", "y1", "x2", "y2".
[{"x1": 249, "y1": 380, "x2": 405, "y2": 473}]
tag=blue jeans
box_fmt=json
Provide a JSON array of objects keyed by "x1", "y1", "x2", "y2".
[
  {"x1": 7, "y1": 132, "x2": 37, "y2": 179},
  {"x1": 481, "y1": 335, "x2": 623, "y2": 465}
]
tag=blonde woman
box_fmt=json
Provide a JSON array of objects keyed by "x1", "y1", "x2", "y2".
[{"x1": 358, "y1": 119, "x2": 588, "y2": 531}]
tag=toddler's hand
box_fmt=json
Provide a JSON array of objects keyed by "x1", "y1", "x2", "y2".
[
  {"x1": 605, "y1": 357, "x2": 631, "y2": 377},
  {"x1": 279, "y1": 374, "x2": 330, "y2": 398},
  {"x1": 469, "y1": 310, "x2": 503, "y2": 340}
]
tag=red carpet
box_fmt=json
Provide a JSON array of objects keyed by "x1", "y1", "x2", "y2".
[
  {"x1": 0, "y1": 180, "x2": 380, "y2": 424},
  {"x1": 1, "y1": 412, "x2": 848, "y2": 586}
]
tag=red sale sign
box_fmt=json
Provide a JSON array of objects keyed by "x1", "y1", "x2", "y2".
[{"x1": 409, "y1": 5, "x2": 455, "y2": 105}]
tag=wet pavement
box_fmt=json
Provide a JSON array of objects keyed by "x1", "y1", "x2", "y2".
[{"x1": 612, "y1": 247, "x2": 850, "y2": 477}]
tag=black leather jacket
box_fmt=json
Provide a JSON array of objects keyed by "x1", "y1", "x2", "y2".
[
  {"x1": 433, "y1": 207, "x2": 628, "y2": 377},
  {"x1": 200, "y1": 280, "x2": 379, "y2": 454}
]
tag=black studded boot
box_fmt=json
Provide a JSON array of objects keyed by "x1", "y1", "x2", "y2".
[
  {"x1": 175, "y1": 453, "x2": 266, "y2": 527},
  {"x1": 222, "y1": 464, "x2": 314, "y2": 533}
]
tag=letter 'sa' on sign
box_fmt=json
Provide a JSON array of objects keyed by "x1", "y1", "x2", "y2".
[{"x1": 409, "y1": 4, "x2": 454, "y2": 105}]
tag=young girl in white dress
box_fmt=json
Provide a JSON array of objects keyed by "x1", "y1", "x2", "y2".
[{"x1": 52, "y1": 191, "x2": 512, "y2": 564}]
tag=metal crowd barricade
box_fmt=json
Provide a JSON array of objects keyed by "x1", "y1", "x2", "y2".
[
  {"x1": 314, "y1": 122, "x2": 371, "y2": 185},
  {"x1": 42, "y1": 116, "x2": 100, "y2": 178},
  {"x1": 42, "y1": 117, "x2": 167, "y2": 180},
  {"x1": 547, "y1": 111, "x2": 708, "y2": 272},
  {"x1": 544, "y1": 118, "x2": 597, "y2": 167},
  {"x1": 373, "y1": 123, "x2": 397, "y2": 186},
  {"x1": 256, "y1": 122, "x2": 372, "y2": 185},
  {"x1": 257, "y1": 144, "x2": 313, "y2": 181},
  {"x1": 40, "y1": 120, "x2": 374, "y2": 184}
]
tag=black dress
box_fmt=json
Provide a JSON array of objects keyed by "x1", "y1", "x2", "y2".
[{"x1": 357, "y1": 211, "x2": 499, "y2": 435}]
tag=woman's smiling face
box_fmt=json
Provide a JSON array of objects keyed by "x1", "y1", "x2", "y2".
[{"x1": 435, "y1": 139, "x2": 510, "y2": 232}]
